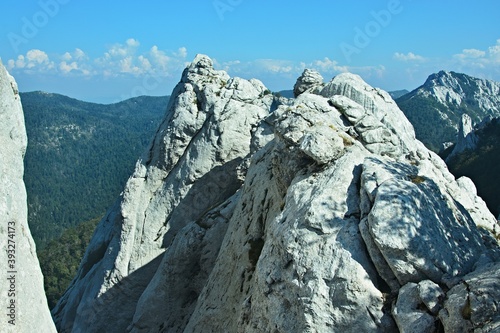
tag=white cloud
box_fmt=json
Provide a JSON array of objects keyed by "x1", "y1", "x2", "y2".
[
  {"x1": 138, "y1": 55, "x2": 152, "y2": 72},
  {"x1": 255, "y1": 59, "x2": 295, "y2": 73},
  {"x1": 455, "y1": 48, "x2": 486, "y2": 59},
  {"x1": 452, "y1": 39, "x2": 500, "y2": 73},
  {"x1": 487, "y1": 39, "x2": 500, "y2": 62},
  {"x1": 62, "y1": 52, "x2": 73, "y2": 62},
  {"x1": 149, "y1": 45, "x2": 170, "y2": 71},
  {"x1": 26, "y1": 49, "x2": 50, "y2": 64},
  {"x1": 215, "y1": 56, "x2": 382, "y2": 85},
  {"x1": 310, "y1": 57, "x2": 349, "y2": 73},
  {"x1": 7, "y1": 55, "x2": 25, "y2": 69},
  {"x1": 74, "y1": 48, "x2": 86, "y2": 60},
  {"x1": 7, "y1": 50, "x2": 54, "y2": 71},
  {"x1": 175, "y1": 47, "x2": 188, "y2": 58},
  {"x1": 59, "y1": 61, "x2": 78, "y2": 73},
  {"x1": 126, "y1": 38, "x2": 140, "y2": 48},
  {"x1": 58, "y1": 49, "x2": 91, "y2": 76},
  {"x1": 393, "y1": 52, "x2": 426, "y2": 62},
  {"x1": 6, "y1": 39, "x2": 188, "y2": 79},
  {"x1": 214, "y1": 59, "x2": 241, "y2": 73}
]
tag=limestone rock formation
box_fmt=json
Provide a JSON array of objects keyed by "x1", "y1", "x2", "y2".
[
  {"x1": 0, "y1": 61, "x2": 56, "y2": 332},
  {"x1": 54, "y1": 56, "x2": 500, "y2": 332},
  {"x1": 293, "y1": 69, "x2": 324, "y2": 97},
  {"x1": 52, "y1": 54, "x2": 275, "y2": 333},
  {"x1": 446, "y1": 113, "x2": 478, "y2": 161}
]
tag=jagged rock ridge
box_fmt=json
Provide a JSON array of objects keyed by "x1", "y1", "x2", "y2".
[
  {"x1": 0, "y1": 61, "x2": 56, "y2": 332},
  {"x1": 54, "y1": 57, "x2": 500, "y2": 332},
  {"x1": 396, "y1": 70, "x2": 500, "y2": 151}
]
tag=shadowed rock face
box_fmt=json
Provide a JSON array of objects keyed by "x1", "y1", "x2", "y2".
[
  {"x1": 54, "y1": 57, "x2": 500, "y2": 333},
  {"x1": 0, "y1": 61, "x2": 56, "y2": 332}
]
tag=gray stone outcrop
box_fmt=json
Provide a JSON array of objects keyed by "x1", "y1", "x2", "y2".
[{"x1": 0, "y1": 60, "x2": 56, "y2": 332}]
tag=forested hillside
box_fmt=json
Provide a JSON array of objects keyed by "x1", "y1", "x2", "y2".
[
  {"x1": 22, "y1": 92, "x2": 169, "y2": 248},
  {"x1": 39, "y1": 217, "x2": 101, "y2": 308}
]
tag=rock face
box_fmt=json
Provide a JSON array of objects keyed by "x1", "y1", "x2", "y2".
[
  {"x1": 293, "y1": 69, "x2": 324, "y2": 97},
  {"x1": 445, "y1": 113, "x2": 478, "y2": 161},
  {"x1": 54, "y1": 56, "x2": 500, "y2": 332},
  {"x1": 0, "y1": 61, "x2": 56, "y2": 332}
]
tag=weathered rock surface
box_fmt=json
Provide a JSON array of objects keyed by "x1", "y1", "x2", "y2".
[
  {"x1": 0, "y1": 61, "x2": 56, "y2": 332},
  {"x1": 55, "y1": 56, "x2": 500, "y2": 332},
  {"x1": 293, "y1": 69, "x2": 324, "y2": 97},
  {"x1": 446, "y1": 113, "x2": 478, "y2": 161},
  {"x1": 52, "y1": 54, "x2": 274, "y2": 333},
  {"x1": 392, "y1": 280, "x2": 444, "y2": 333},
  {"x1": 439, "y1": 263, "x2": 500, "y2": 333}
]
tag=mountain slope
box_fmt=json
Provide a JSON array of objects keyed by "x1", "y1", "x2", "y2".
[
  {"x1": 396, "y1": 71, "x2": 500, "y2": 151},
  {"x1": 388, "y1": 89, "x2": 409, "y2": 99},
  {"x1": 443, "y1": 117, "x2": 500, "y2": 217},
  {"x1": 53, "y1": 57, "x2": 500, "y2": 333},
  {"x1": 22, "y1": 92, "x2": 168, "y2": 247}
]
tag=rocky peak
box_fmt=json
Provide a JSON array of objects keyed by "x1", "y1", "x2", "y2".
[
  {"x1": 54, "y1": 56, "x2": 500, "y2": 333},
  {"x1": 420, "y1": 70, "x2": 500, "y2": 110},
  {"x1": 396, "y1": 71, "x2": 500, "y2": 151},
  {"x1": 52, "y1": 54, "x2": 274, "y2": 333},
  {"x1": 293, "y1": 69, "x2": 324, "y2": 97},
  {"x1": 0, "y1": 60, "x2": 56, "y2": 332}
]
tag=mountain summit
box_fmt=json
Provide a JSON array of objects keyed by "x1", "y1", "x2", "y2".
[
  {"x1": 53, "y1": 56, "x2": 500, "y2": 332},
  {"x1": 396, "y1": 71, "x2": 500, "y2": 151}
]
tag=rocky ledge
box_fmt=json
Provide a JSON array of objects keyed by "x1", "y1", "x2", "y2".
[{"x1": 53, "y1": 56, "x2": 500, "y2": 333}]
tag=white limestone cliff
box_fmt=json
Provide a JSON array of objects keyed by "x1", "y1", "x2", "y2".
[
  {"x1": 446, "y1": 113, "x2": 479, "y2": 161},
  {"x1": 54, "y1": 57, "x2": 500, "y2": 332},
  {"x1": 0, "y1": 60, "x2": 57, "y2": 333},
  {"x1": 52, "y1": 55, "x2": 275, "y2": 333}
]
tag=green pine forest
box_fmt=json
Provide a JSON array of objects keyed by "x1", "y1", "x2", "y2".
[{"x1": 23, "y1": 92, "x2": 168, "y2": 248}]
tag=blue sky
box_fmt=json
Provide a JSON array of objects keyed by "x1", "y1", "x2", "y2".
[{"x1": 1, "y1": 0, "x2": 499, "y2": 103}]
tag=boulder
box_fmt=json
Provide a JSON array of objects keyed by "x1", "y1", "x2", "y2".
[
  {"x1": 439, "y1": 263, "x2": 500, "y2": 332},
  {"x1": 293, "y1": 69, "x2": 324, "y2": 97}
]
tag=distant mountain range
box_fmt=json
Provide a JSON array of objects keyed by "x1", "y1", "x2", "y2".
[
  {"x1": 388, "y1": 89, "x2": 409, "y2": 99},
  {"x1": 396, "y1": 71, "x2": 500, "y2": 151},
  {"x1": 22, "y1": 92, "x2": 169, "y2": 247}
]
